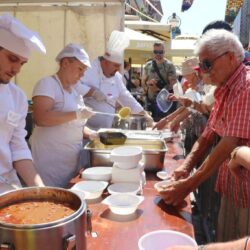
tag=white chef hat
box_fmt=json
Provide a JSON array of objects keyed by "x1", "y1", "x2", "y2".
[
  {"x1": 181, "y1": 57, "x2": 199, "y2": 76},
  {"x1": 103, "y1": 30, "x2": 130, "y2": 64},
  {"x1": 0, "y1": 13, "x2": 46, "y2": 59},
  {"x1": 56, "y1": 43, "x2": 91, "y2": 68}
]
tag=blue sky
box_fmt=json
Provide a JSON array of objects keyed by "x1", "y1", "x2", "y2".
[{"x1": 160, "y1": 0, "x2": 227, "y2": 35}]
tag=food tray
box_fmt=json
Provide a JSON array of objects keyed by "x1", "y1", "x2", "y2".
[{"x1": 84, "y1": 138, "x2": 168, "y2": 171}]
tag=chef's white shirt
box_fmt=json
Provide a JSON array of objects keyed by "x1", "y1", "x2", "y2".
[
  {"x1": 0, "y1": 82, "x2": 32, "y2": 175},
  {"x1": 75, "y1": 57, "x2": 143, "y2": 129}
]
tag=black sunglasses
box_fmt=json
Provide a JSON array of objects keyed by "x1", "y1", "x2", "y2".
[
  {"x1": 199, "y1": 52, "x2": 228, "y2": 72},
  {"x1": 153, "y1": 50, "x2": 164, "y2": 55}
]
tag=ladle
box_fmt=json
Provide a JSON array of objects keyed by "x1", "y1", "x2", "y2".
[{"x1": 94, "y1": 107, "x2": 131, "y2": 120}]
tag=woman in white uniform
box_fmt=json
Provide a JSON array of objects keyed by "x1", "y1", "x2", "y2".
[{"x1": 30, "y1": 43, "x2": 94, "y2": 187}]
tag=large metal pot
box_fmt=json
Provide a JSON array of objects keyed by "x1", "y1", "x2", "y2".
[
  {"x1": 0, "y1": 187, "x2": 87, "y2": 250},
  {"x1": 113, "y1": 114, "x2": 147, "y2": 130}
]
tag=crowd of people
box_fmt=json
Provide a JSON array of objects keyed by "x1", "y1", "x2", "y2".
[
  {"x1": 2, "y1": 12, "x2": 250, "y2": 250},
  {"x1": 123, "y1": 20, "x2": 250, "y2": 249}
]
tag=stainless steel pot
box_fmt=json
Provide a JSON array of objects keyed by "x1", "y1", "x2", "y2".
[
  {"x1": 113, "y1": 114, "x2": 147, "y2": 130},
  {"x1": 0, "y1": 187, "x2": 87, "y2": 250}
]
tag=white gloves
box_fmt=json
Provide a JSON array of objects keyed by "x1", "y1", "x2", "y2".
[
  {"x1": 76, "y1": 107, "x2": 94, "y2": 121},
  {"x1": 89, "y1": 131, "x2": 99, "y2": 140},
  {"x1": 92, "y1": 89, "x2": 107, "y2": 102}
]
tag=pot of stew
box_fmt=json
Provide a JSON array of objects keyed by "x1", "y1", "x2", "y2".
[{"x1": 0, "y1": 187, "x2": 87, "y2": 250}]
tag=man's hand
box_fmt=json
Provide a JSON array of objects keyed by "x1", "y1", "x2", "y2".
[
  {"x1": 158, "y1": 178, "x2": 191, "y2": 206},
  {"x1": 153, "y1": 117, "x2": 168, "y2": 130},
  {"x1": 147, "y1": 78, "x2": 160, "y2": 93},
  {"x1": 171, "y1": 164, "x2": 191, "y2": 181},
  {"x1": 92, "y1": 89, "x2": 107, "y2": 102},
  {"x1": 168, "y1": 94, "x2": 178, "y2": 102},
  {"x1": 178, "y1": 96, "x2": 192, "y2": 107},
  {"x1": 228, "y1": 158, "x2": 242, "y2": 178},
  {"x1": 169, "y1": 119, "x2": 180, "y2": 133}
]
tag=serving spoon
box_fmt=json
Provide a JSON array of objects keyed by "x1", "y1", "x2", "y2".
[{"x1": 94, "y1": 107, "x2": 131, "y2": 120}]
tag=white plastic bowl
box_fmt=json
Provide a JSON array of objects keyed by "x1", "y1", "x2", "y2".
[
  {"x1": 102, "y1": 193, "x2": 144, "y2": 215},
  {"x1": 81, "y1": 167, "x2": 112, "y2": 181},
  {"x1": 110, "y1": 146, "x2": 143, "y2": 169},
  {"x1": 154, "y1": 180, "x2": 174, "y2": 202},
  {"x1": 154, "y1": 180, "x2": 173, "y2": 192},
  {"x1": 69, "y1": 189, "x2": 86, "y2": 200},
  {"x1": 138, "y1": 230, "x2": 197, "y2": 250},
  {"x1": 108, "y1": 182, "x2": 140, "y2": 195},
  {"x1": 156, "y1": 171, "x2": 170, "y2": 180},
  {"x1": 71, "y1": 181, "x2": 108, "y2": 200}
]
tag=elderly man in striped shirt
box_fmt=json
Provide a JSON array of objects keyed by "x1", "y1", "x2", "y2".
[{"x1": 160, "y1": 29, "x2": 250, "y2": 242}]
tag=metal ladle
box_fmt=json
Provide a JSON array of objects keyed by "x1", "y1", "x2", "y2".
[{"x1": 94, "y1": 107, "x2": 131, "y2": 120}]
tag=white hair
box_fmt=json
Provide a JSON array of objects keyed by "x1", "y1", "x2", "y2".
[{"x1": 194, "y1": 29, "x2": 244, "y2": 63}]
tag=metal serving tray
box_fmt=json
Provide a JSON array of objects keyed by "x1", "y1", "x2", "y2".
[{"x1": 84, "y1": 138, "x2": 168, "y2": 171}]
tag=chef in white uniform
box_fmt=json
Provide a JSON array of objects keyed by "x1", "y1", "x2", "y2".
[
  {"x1": 76, "y1": 30, "x2": 153, "y2": 130},
  {"x1": 0, "y1": 14, "x2": 45, "y2": 194},
  {"x1": 30, "y1": 43, "x2": 95, "y2": 187}
]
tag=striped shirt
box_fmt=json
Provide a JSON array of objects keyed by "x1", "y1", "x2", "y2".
[{"x1": 202, "y1": 63, "x2": 250, "y2": 208}]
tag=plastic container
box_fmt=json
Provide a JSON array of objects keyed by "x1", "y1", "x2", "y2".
[
  {"x1": 156, "y1": 89, "x2": 173, "y2": 113},
  {"x1": 81, "y1": 167, "x2": 112, "y2": 181},
  {"x1": 102, "y1": 193, "x2": 144, "y2": 215},
  {"x1": 110, "y1": 146, "x2": 143, "y2": 169},
  {"x1": 107, "y1": 182, "x2": 141, "y2": 195},
  {"x1": 71, "y1": 181, "x2": 108, "y2": 200},
  {"x1": 138, "y1": 230, "x2": 197, "y2": 250}
]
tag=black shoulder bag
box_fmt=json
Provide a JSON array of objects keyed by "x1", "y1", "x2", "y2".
[
  {"x1": 152, "y1": 60, "x2": 168, "y2": 89},
  {"x1": 124, "y1": 74, "x2": 135, "y2": 91}
]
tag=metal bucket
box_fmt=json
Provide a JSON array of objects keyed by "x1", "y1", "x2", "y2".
[
  {"x1": 0, "y1": 187, "x2": 87, "y2": 250},
  {"x1": 113, "y1": 114, "x2": 147, "y2": 130}
]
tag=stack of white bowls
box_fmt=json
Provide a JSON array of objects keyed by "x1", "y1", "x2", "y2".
[
  {"x1": 99, "y1": 146, "x2": 145, "y2": 215},
  {"x1": 110, "y1": 146, "x2": 145, "y2": 184}
]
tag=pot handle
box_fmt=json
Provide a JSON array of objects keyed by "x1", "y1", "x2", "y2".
[
  {"x1": 86, "y1": 208, "x2": 92, "y2": 235},
  {"x1": 63, "y1": 234, "x2": 76, "y2": 250},
  {"x1": 0, "y1": 243, "x2": 14, "y2": 250}
]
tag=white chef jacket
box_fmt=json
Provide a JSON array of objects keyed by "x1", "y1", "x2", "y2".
[
  {"x1": 75, "y1": 57, "x2": 143, "y2": 130},
  {"x1": 0, "y1": 82, "x2": 31, "y2": 192}
]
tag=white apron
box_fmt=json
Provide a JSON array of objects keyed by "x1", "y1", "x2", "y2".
[{"x1": 30, "y1": 76, "x2": 84, "y2": 187}]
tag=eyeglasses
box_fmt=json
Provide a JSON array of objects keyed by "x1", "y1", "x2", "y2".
[
  {"x1": 153, "y1": 50, "x2": 164, "y2": 55},
  {"x1": 199, "y1": 52, "x2": 228, "y2": 72}
]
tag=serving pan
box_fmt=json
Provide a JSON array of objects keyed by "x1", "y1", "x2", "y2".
[{"x1": 84, "y1": 138, "x2": 167, "y2": 171}]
